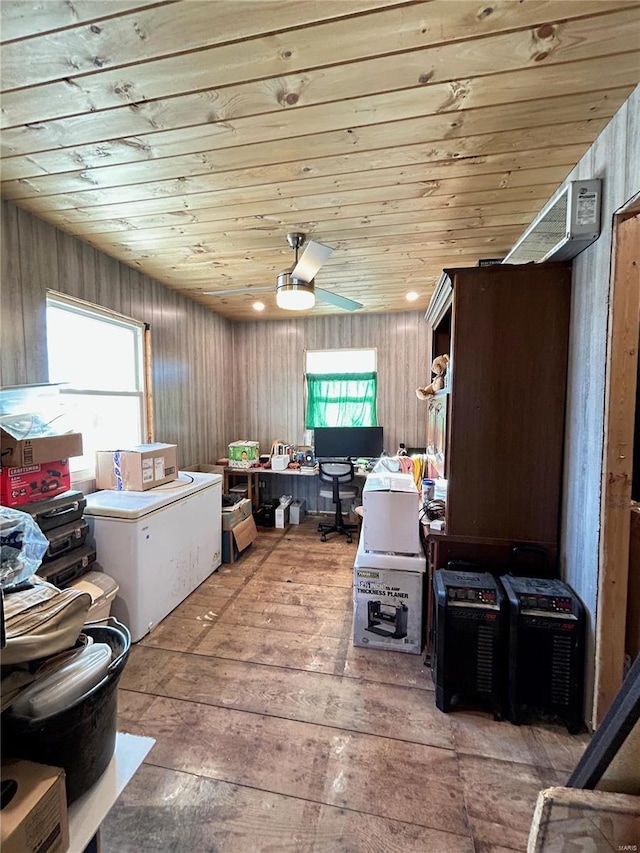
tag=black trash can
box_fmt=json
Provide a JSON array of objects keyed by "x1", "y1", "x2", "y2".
[{"x1": 2, "y1": 618, "x2": 131, "y2": 804}]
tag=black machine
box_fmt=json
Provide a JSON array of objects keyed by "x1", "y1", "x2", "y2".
[
  {"x1": 366, "y1": 600, "x2": 408, "y2": 640},
  {"x1": 432, "y1": 569, "x2": 506, "y2": 719},
  {"x1": 500, "y1": 575, "x2": 585, "y2": 734}
]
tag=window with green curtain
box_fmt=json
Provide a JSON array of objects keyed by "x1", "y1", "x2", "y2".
[{"x1": 305, "y1": 372, "x2": 378, "y2": 428}]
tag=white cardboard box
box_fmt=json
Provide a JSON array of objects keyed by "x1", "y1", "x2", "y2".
[
  {"x1": 275, "y1": 497, "x2": 293, "y2": 529},
  {"x1": 362, "y1": 473, "x2": 421, "y2": 555},
  {"x1": 353, "y1": 564, "x2": 424, "y2": 654},
  {"x1": 290, "y1": 499, "x2": 306, "y2": 524}
]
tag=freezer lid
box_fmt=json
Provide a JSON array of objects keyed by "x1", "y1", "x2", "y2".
[{"x1": 84, "y1": 470, "x2": 221, "y2": 518}]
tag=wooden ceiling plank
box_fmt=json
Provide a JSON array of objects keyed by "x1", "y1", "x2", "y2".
[
  {"x1": 83, "y1": 210, "x2": 538, "y2": 250},
  {"x1": 0, "y1": 81, "x2": 615, "y2": 179},
  {"x1": 3, "y1": 16, "x2": 639, "y2": 156},
  {"x1": 1, "y1": 138, "x2": 588, "y2": 203},
  {"x1": 1, "y1": 0, "x2": 399, "y2": 89},
  {"x1": 90, "y1": 222, "x2": 527, "y2": 257},
  {"x1": 56, "y1": 194, "x2": 547, "y2": 237},
  {"x1": 110, "y1": 234, "x2": 529, "y2": 264},
  {"x1": 44, "y1": 182, "x2": 564, "y2": 233},
  {"x1": 0, "y1": 1, "x2": 167, "y2": 42},
  {"x1": 0, "y1": 102, "x2": 608, "y2": 186},
  {"x1": 12, "y1": 161, "x2": 574, "y2": 218},
  {"x1": 2, "y1": 4, "x2": 637, "y2": 129}
]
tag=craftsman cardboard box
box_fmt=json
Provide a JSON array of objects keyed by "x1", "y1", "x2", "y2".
[
  {"x1": 0, "y1": 430, "x2": 83, "y2": 467},
  {"x1": 1, "y1": 460, "x2": 71, "y2": 507},
  {"x1": 96, "y1": 443, "x2": 177, "y2": 491},
  {"x1": 362, "y1": 473, "x2": 421, "y2": 555},
  {"x1": 353, "y1": 564, "x2": 424, "y2": 655},
  {"x1": 0, "y1": 758, "x2": 69, "y2": 853},
  {"x1": 290, "y1": 499, "x2": 306, "y2": 524},
  {"x1": 221, "y1": 497, "x2": 253, "y2": 531},
  {"x1": 228, "y1": 441, "x2": 259, "y2": 469},
  {"x1": 222, "y1": 513, "x2": 258, "y2": 563}
]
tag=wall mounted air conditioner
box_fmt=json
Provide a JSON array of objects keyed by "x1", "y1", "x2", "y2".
[{"x1": 502, "y1": 179, "x2": 602, "y2": 265}]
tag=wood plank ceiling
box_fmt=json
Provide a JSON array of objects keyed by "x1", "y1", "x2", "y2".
[{"x1": 1, "y1": 0, "x2": 639, "y2": 322}]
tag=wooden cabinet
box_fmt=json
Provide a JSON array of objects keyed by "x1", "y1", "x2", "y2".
[{"x1": 425, "y1": 262, "x2": 572, "y2": 551}]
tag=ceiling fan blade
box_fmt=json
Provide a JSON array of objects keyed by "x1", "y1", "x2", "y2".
[
  {"x1": 315, "y1": 287, "x2": 363, "y2": 311},
  {"x1": 291, "y1": 241, "x2": 334, "y2": 283},
  {"x1": 203, "y1": 286, "x2": 272, "y2": 296}
]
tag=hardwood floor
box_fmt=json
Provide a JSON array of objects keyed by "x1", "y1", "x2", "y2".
[{"x1": 101, "y1": 523, "x2": 590, "y2": 852}]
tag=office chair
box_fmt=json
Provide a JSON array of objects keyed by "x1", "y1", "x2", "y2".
[{"x1": 317, "y1": 461, "x2": 359, "y2": 543}]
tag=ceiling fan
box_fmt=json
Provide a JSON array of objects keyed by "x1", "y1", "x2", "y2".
[{"x1": 203, "y1": 232, "x2": 363, "y2": 311}]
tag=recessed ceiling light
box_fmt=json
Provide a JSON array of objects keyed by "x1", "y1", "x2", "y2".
[
  {"x1": 253, "y1": 301, "x2": 265, "y2": 311},
  {"x1": 406, "y1": 291, "x2": 419, "y2": 302}
]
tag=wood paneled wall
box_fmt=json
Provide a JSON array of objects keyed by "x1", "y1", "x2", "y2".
[
  {"x1": 230, "y1": 313, "x2": 429, "y2": 453},
  {"x1": 1, "y1": 200, "x2": 429, "y2": 508},
  {"x1": 0, "y1": 201, "x2": 232, "y2": 471},
  {"x1": 560, "y1": 84, "x2": 640, "y2": 727},
  {"x1": 230, "y1": 312, "x2": 429, "y2": 509}
]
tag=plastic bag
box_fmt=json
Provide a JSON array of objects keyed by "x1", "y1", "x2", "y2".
[{"x1": 0, "y1": 507, "x2": 49, "y2": 589}]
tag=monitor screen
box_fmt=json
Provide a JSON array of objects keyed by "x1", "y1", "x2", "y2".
[{"x1": 313, "y1": 426, "x2": 384, "y2": 460}]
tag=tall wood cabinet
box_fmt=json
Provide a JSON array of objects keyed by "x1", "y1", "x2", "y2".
[{"x1": 425, "y1": 262, "x2": 572, "y2": 560}]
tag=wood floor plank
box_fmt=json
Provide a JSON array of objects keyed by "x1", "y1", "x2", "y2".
[
  {"x1": 121, "y1": 645, "x2": 454, "y2": 749},
  {"x1": 101, "y1": 762, "x2": 475, "y2": 853},
  {"x1": 235, "y1": 577, "x2": 352, "y2": 611},
  {"x1": 343, "y1": 639, "x2": 432, "y2": 691},
  {"x1": 117, "y1": 690, "x2": 466, "y2": 834},
  {"x1": 216, "y1": 601, "x2": 352, "y2": 640},
  {"x1": 459, "y1": 754, "x2": 560, "y2": 850},
  {"x1": 191, "y1": 622, "x2": 345, "y2": 673}
]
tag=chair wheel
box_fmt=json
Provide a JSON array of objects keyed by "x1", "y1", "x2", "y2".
[{"x1": 321, "y1": 535, "x2": 327, "y2": 542}]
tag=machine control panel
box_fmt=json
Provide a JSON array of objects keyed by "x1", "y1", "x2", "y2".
[
  {"x1": 447, "y1": 586, "x2": 497, "y2": 605},
  {"x1": 517, "y1": 594, "x2": 573, "y2": 613}
]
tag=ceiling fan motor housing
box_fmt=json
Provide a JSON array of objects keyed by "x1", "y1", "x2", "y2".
[{"x1": 276, "y1": 270, "x2": 315, "y2": 309}]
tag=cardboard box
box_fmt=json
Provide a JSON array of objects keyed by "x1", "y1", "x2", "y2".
[
  {"x1": 221, "y1": 497, "x2": 253, "y2": 531},
  {"x1": 362, "y1": 473, "x2": 421, "y2": 555},
  {"x1": 96, "y1": 443, "x2": 177, "y2": 491},
  {"x1": 1, "y1": 460, "x2": 71, "y2": 507},
  {"x1": 275, "y1": 497, "x2": 292, "y2": 529},
  {"x1": 290, "y1": 499, "x2": 306, "y2": 524},
  {"x1": 1, "y1": 758, "x2": 69, "y2": 853},
  {"x1": 353, "y1": 565, "x2": 424, "y2": 654},
  {"x1": 182, "y1": 463, "x2": 225, "y2": 476},
  {"x1": 222, "y1": 514, "x2": 258, "y2": 563},
  {"x1": 228, "y1": 441, "x2": 259, "y2": 469},
  {"x1": 0, "y1": 430, "x2": 83, "y2": 467}
]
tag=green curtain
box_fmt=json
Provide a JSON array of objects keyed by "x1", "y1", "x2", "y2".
[{"x1": 305, "y1": 372, "x2": 378, "y2": 428}]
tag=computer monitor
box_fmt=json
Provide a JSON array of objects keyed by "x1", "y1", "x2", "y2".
[{"x1": 313, "y1": 426, "x2": 384, "y2": 460}]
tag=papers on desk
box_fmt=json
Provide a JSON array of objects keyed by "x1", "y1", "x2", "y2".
[{"x1": 299, "y1": 466, "x2": 317, "y2": 475}]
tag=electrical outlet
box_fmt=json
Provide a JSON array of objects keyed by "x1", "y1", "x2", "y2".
[{"x1": 259, "y1": 480, "x2": 266, "y2": 488}]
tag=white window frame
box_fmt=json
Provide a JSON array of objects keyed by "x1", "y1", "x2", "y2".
[
  {"x1": 305, "y1": 347, "x2": 377, "y2": 374},
  {"x1": 46, "y1": 291, "x2": 150, "y2": 484}
]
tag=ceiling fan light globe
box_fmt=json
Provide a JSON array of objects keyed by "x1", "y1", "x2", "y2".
[{"x1": 276, "y1": 271, "x2": 315, "y2": 310}]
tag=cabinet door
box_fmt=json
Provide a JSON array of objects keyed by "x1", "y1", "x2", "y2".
[{"x1": 426, "y1": 394, "x2": 447, "y2": 479}]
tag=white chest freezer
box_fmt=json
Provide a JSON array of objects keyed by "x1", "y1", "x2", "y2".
[{"x1": 84, "y1": 471, "x2": 222, "y2": 642}]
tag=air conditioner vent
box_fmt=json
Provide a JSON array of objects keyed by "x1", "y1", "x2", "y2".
[{"x1": 503, "y1": 179, "x2": 602, "y2": 265}]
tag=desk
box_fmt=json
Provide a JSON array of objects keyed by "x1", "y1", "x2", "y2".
[
  {"x1": 223, "y1": 466, "x2": 369, "y2": 512},
  {"x1": 68, "y1": 732, "x2": 155, "y2": 853}
]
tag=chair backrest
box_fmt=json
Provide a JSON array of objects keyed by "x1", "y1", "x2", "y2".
[{"x1": 318, "y1": 461, "x2": 355, "y2": 503}]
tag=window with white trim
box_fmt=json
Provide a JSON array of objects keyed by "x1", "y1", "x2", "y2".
[{"x1": 46, "y1": 292, "x2": 149, "y2": 481}]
